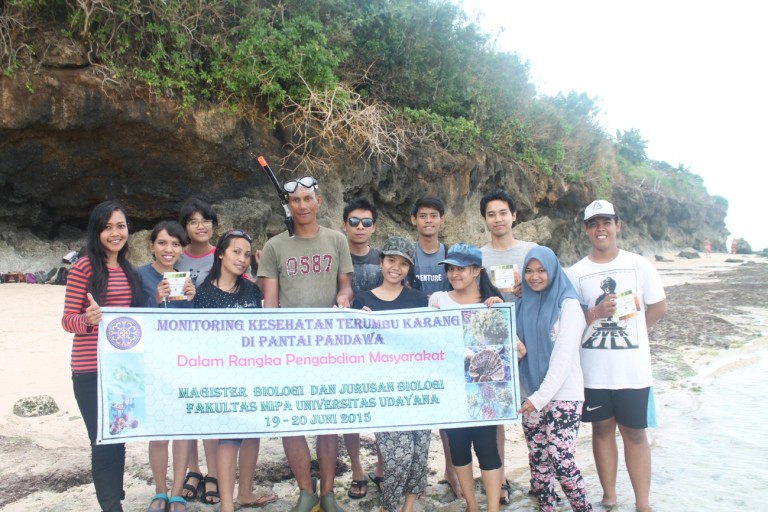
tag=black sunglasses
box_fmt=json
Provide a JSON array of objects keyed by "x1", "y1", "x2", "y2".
[
  {"x1": 222, "y1": 229, "x2": 253, "y2": 244},
  {"x1": 283, "y1": 176, "x2": 318, "y2": 193},
  {"x1": 347, "y1": 217, "x2": 374, "y2": 228}
]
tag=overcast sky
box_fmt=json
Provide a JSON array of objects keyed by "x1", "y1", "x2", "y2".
[{"x1": 461, "y1": 0, "x2": 766, "y2": 249}]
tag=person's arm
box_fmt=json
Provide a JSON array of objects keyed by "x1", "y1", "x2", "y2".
[
  {"x1": 583, "y1": 293, "x2": 617, "y2": 324},
  {"x1": 645, "y1": 299, "x2": 667, "y2": 329},
  {"x1": 261, "y1": 277, "x2": 279, "y2": 308},
  {"x1": 524, "y1": 299, "x2": 586, "y2": 412},
  {"x1": 336, "y1": 273, "x2": 353, "y2": 308},
  {"x1": 62, "y1": 261, "x2": 91, "y2": 333}
]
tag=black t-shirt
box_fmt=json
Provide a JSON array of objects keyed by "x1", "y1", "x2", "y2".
[
  {"x1": 193, "y1": 279, "x2": 262, "y2": 309},
  {"x1": 352, "y1": 287, "x2": 428, "y2": 311},
  {"x1": 351, "y1": 248, "x2": 382, "y2": 294}
]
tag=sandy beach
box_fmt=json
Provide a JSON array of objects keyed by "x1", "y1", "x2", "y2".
[{"x1": 1, "y1": 252, "x2": 767, "y2": 511}]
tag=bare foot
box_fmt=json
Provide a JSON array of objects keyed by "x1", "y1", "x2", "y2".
[
  {"x1": 237, "y1": 492, "x2": 279, "y2": 507},
  {"x1": 442, "y1": 470, "x2": 464, "y2": 499}
]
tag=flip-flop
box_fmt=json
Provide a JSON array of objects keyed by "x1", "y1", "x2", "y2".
[
  {"x1": 500, "y1": 479, "x2": 511, "y2": 505},
  {"x1": 168, "y1": 496, "x2": 187, "y2": 511},
  {"x1": 367, "y1": 472, "x2": 384, "y2": 492},
  {"x1": 237, "y1": 493, "x2": 279, "y2": 507},
  {"x1": 148, "y1": 493, "x2": 169, "y2": 512},
  {"x1": 347, "y1": 479, "x2": 368, "y2": 499}
]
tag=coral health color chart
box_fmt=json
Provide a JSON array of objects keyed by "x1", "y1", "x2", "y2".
[{"x1": 96, "y1": 304, "x2": 520, "y2": 444}]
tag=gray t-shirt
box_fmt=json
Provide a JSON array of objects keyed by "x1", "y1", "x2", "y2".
[
  {"x1": 481, "y1": 241, "x2": 538, "y2": 302},
  {"x1": 413, "y1": 242, "x2": 448, "y2": 296},
  {"x1": 177, "y1": 248, "x2": 215, "y2": 286},
  {"x1": 351, "y1": 247, "x2": 382, "y2": 295}
]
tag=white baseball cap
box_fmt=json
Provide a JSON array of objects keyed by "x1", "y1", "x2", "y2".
[{"x1": 584, "y1": 200, "x2": 617, "y2": 221}]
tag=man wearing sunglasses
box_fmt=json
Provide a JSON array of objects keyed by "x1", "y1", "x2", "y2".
[
  {"x1": 340, "y1": 197, "x2": 382, "y2": 499},
  {"x1": 258, "y1": 175, "x2": 354, "y2": 512}
]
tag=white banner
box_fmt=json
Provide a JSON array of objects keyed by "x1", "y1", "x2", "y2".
[{"x1": 96, "y1": 304, "x2": 520, "y2": 444}]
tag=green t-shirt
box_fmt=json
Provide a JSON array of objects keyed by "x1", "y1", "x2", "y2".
[{"x1": 258, "y1": 226, "x2": 353, "y2": 308}]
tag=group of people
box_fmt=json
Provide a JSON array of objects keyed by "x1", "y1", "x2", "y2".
[{"x1": 62, "y1": 176, "x2": 666, "y2": 512}]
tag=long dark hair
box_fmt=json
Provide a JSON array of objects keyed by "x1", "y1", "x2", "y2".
[
  {"x1": 86, "y1": 200, "x2": 143, "y2": 305},
  {"x1": 204, "y1": 230, "x2": 252, "y2": 294},
  {"x1": 446, "y1": 265, "x2": 503, "y2": 302}
]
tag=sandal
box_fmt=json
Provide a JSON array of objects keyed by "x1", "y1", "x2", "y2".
[
  {"x1": 347, "y1": 479, "x2": 368, "y2": 499},
  {"x1": 181, "y1": 471, "x2": 203, "y2": 500},
  {"x1": 168, "y1": 496, "x2": 187, "y2": 511},
  {"x1": 201, "y1": 475, "x2": 220, "y2": 505},
  {"x1": 500, "y1": 479, "x2": 511, "y2": 505},
  {"x1": 148, "y1": 493, "x2": 169, "y2": 512},
  {"x1": 367, "y1": 472, "x2": 384, "y2": 492}
]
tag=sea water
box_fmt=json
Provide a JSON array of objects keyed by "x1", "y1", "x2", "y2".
[
  {"x1": 506, "y1": 342, "x2": 768, "y2": 511},
  {"x1": 648, "y1": 346, "x2": 768, "y2": 510}
]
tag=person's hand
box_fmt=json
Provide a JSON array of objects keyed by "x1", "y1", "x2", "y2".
[
  {"x1": 516, "y1": 338, "x2": 527, "y2": 360},
  {"x1": 518, "y1": 399, "x2": 537, "y2": 415},
  {"x1": 361, "y1": 306, "x2": 372, "y2": 312},
  {"x1": 512, "y1": 281, "x2": 522, "y2": 298},
  {"x1": 85, "y1": 292, "x2": 102, "y2": 326},
  {"x1": 594, "y1": 294, "x2": 618, "y2": 318},
  {"x1": 184, "y1": 277, "x2": 196, "y2": 301},
  {"x1": 155, "y1": 279, "x2": 171, "y2": 304},
  {"x1": 484, "y1": 296, "x2": 503, "y2": 307},
  {"x1": 336, "y1": 294, "x2": 351, "y2": 308}
]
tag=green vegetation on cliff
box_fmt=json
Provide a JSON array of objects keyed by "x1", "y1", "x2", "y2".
[{"x1": 1, "y1": 0, "x2": 713, "y2": 203}]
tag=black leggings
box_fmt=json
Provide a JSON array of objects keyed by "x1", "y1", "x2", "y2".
[
  {"x1": 446, "y1": 425, "x2": 501, "y2": 470},
  {"x1": 72, "y1": 372, "x2": 126, "y2": 512}
]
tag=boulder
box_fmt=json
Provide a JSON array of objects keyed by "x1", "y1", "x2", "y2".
[
  {"x1": 677, "y1": 248, "x2": 700, "y2": 259},
  {"x1": 734, "y1": 238, "x2": 752, "y2": 254},
  {"x1": 13, "y1": 395, "x2": 60, "y2": 417}
]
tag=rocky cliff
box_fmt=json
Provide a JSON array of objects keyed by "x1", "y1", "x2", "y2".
[{"x1": 1, "y1": 67, "x2": 728, "y2": 273}]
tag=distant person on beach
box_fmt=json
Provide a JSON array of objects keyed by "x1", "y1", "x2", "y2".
[
  {"x1": 341, "y1": 197, "x2": 383, "y2": 499},
  {"x1": 428, "y1": 243, "x2": 509, "y2": 512},
  {"x1": 352, "y1": 236, "x2": 430, "y2": 512},
  {"x1": 566, "y1": 200, "x2": 667, "y2": 512},
  {"x1": 517, "y1": 246, "x2": 592, "y2": 512},
  {"x1": 194, "y1": 229, "x2": 277, "y2": 512},
  {"x1": 731, "y1": 238, "x2": 737, "y2": 254},
  {"x1": 479, "y1": 189, "x2": 538, "y2": 504},
  {"x1": 258, "y1": 175, "x2": 353, "y2": 512},
  {"x1": 62, "y1": 200, "x2": 145, "y2": 512},
  {"x1": 137, "y1": 221, "x2": 196, "y2": 512},
  {"x1": 703, "y1": 239, "x2": 712, "y2": 258},
  {"x1": 176, "y1": 198, "x2": 222, "y2": 504}
]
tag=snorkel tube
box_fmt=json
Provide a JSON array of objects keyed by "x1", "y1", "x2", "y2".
[{"x1": 257, "y1": 155, "x2": 295, "y2": 237}]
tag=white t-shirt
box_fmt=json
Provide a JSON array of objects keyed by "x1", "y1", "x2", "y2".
[{"x1": 566, "y1": 250, "x2": 665, "y2": 389}]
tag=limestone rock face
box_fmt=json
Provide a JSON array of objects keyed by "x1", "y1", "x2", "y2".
[
  {"x1": 13, "y1": 395, "x2": 60, "y2": 417},
  {"x1": 1, "y1": 68, "x2": 729, "y2": 270}
]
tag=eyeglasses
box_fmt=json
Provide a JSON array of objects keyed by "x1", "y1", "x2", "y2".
[
  {"x1": 222, "y1": 229, "x2": 253, "y2": 244},
  {"x1": 347, "y1": 217, "x2": 374, "y2": 228},
  {"x1": 187, "y1": 219, "x2": 213, "y2": 227},
  {"x1": 283, "y1": 176, "x2": 318, "y2": 193}
]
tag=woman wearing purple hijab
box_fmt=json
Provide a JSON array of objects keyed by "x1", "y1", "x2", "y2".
[{"x1": 517, "y1": 246, "x2": 592, "y2": 512}]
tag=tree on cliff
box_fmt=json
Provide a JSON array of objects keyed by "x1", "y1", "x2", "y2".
[{"x1": 616, "y1": 128, "x2": 647, "y2": 164}]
